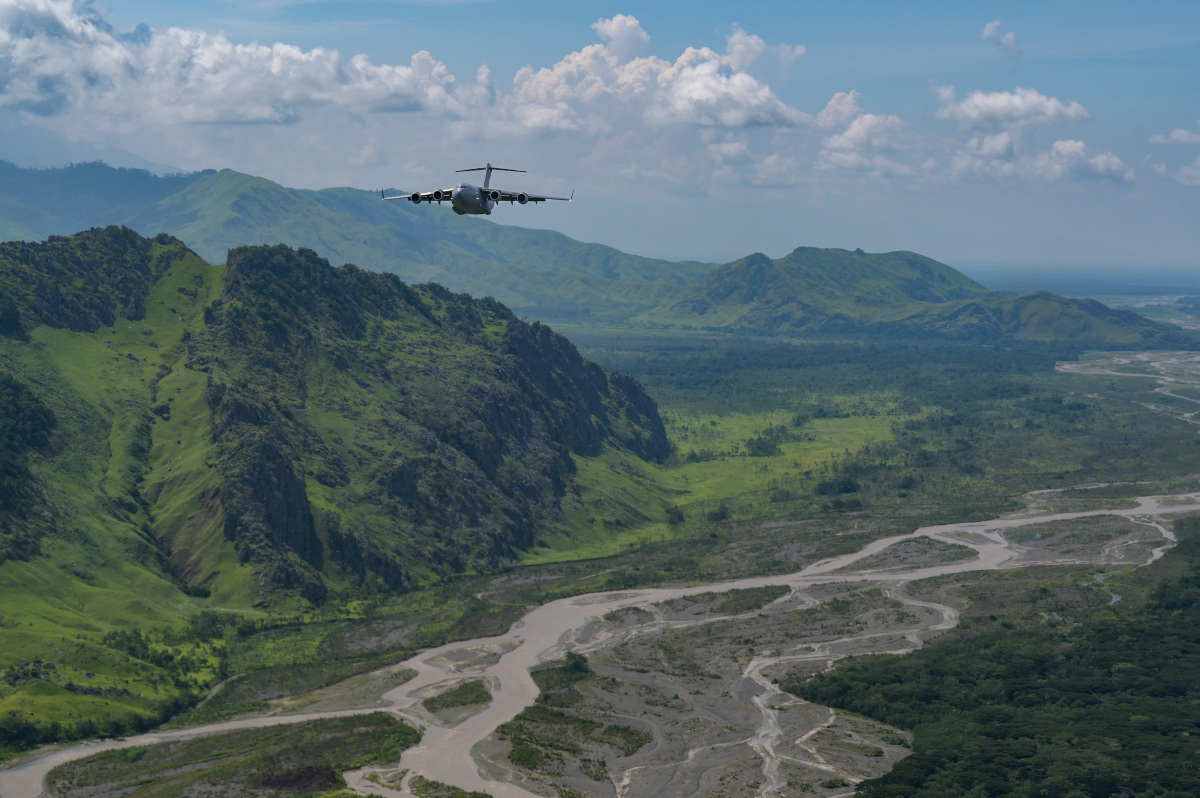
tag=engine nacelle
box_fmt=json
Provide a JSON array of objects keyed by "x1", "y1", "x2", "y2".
[
  {"x1": 432, "y1": 190, "x2": 444, "y2": 202},
  {"x1": 409, "y1": 193, "x2": 422, "y2": 203},
  {"x1": 516, "y1": 192, "x2": 529, "y2": 205},
  {"x1": 486, "y1": 189, "x2": 500, "y2": 202}
]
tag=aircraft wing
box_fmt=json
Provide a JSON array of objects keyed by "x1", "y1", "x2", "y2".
[
  {"x1": 381, "y1": 188, "x2": 455, "y2": 202},
  {"x1": 495, "y1": 189, "x2": 574, "y2": 203}
]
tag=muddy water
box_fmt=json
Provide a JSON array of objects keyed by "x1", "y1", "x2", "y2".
[{"x1": 4, "y1": 493, "x2": 1199, "y2": 798}]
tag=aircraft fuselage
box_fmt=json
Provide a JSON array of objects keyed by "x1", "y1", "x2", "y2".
[{"x1": 451, "y1": 183, "x2": 492, "y2": 215}]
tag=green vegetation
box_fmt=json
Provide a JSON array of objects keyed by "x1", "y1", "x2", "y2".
[
  {"x1": 409, "y1": 774, "x2": 492, "y2": 798},
  {"x1": 196, "y1": 243, "x2": 667, "y2": 599},
  {"x1": 422, "y1": 679, "x2": 491, "y2": 712},
  {"x1": 4, "y1": 163, "x2": 1190, "y2": 348},
  {"x1": 46, "y1": 713, "x2": 419, "y2": 798},
  {"x1": 792, "y1": 516, "x2": 1200, "y2": 798},
  {"x1": 644, "y1": 246, "x2": 987, "y2": 329},
  {"x1": 498, "y1": 653, "x2": 651, "y2": 775},
  {"x1": 181, "y1": 651, "x2": 412, "y2": 726},
  {"x1": 0, "y1": 228, "x2": 668, "y2": 747},
  {"x1": 0, "y1": 370, "x2": 55, "y2": 560},
  {"x1": 635, "y1": 248, "x2": 1192, "y2": 345}
]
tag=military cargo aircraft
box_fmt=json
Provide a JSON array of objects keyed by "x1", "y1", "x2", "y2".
[{"x1": 383, "y1": 163, "x2": 572, "y2": 215}]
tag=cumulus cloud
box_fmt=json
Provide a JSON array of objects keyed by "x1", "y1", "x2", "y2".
[
  {"x1": 723, "y1": 25, "x2": 767, "y2": 71},
  {"x1": 505, "y1": 16, "x2": 809, "y2": 132},
  {"x1": 723, "y1": 25, "x2": 805, "y2": 71},
  {"x1": 591, "y1": 14, "x2": 649, "y2": 64},
  {"x1": 816, "y1": 91, "x2": 863, "y2": 129},
  {"x1": 823, "y1": 112, "x2": 904, "y2": 153},
  {"x1": 981, "y1": 20, "x2": 1022, "y2": 59},
  {"x1": 816, "y1": 95, "x2": 910, "y2": 177},
  {"x1": 967, "y1": 132, "x2": 1014, "y2": 158},
  {"x1": 1149, "y1": 122, "x2": 1200, "y2": 145},
  {"x1": 935, "y1": 85, "x2": 1089, "y2": 128},
  {"x1": 0, "y1": 0, "x2": 490, "y2": 125},
  {"x1": 949, "y1": 138, "x2": 1132, "y2": 184},
  {"x1": 1175, "y1": 156, "x2": 1200, "y2": 186},
  {"x1": 1027, "y1": 140, "x2": 1134, "y2": 183}
]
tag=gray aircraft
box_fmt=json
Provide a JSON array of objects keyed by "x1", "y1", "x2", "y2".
[{"x1": 382, "y1": 163, "x2": 572, "y2": 215}]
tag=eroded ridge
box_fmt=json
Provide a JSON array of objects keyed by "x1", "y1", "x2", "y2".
[{"x1": 6, "y1": 492, "x2": 1200, "y2": 798}]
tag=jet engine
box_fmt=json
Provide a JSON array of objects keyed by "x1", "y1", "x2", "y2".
[
  {"x1": 409, "y1": 193, "x2": 422, "y2": 203},
  {"x1": 432, "y1": 190, "x2": 444, "y2": 202},
  {"x1": 516, "y1": 192, "x2": 529, "y2": 204},
  {"x1": 486, "y1": 189, "x2": 500, "y2": 202}
]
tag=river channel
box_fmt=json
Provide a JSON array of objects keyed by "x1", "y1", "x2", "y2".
[{"x1": 4, "y1": 493, "x2": 1199, "y2": 798}]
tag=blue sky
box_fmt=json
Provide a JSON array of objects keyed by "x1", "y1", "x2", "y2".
[{"x1": 1, "y1": 0, "x2": 1198, "y2": 272}]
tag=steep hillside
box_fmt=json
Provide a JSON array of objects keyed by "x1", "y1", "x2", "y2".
[
  {"x1": 0, "y1": 227, "x2": 667, "y2": 600},
  {"x1": 0, "y1": 226, "x2": 672, "y2": 739},
  {"x1": 188, "y1": 244, "x2": 670, "y2": 601},
  {"x1": 0, "y1": 162, "x2": 711, "y2": 315}
]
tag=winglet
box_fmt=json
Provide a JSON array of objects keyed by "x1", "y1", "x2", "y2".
[{"x1": 570, "y1": 190, "x2": 574, "y2": 201}]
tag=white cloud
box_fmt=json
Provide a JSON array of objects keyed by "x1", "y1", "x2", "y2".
[
  {"x1": 935, "y1": 85, "x2": 1089, "y2": 128},
  {"x1": 1176, "y1": 156, "x2": 1200, "y2": 186},
  {"x1": 816, "y1": 91, "x2": 863, "y2": 129},
  {"x1": 723, "y1": 25, "x2": 805, "y2": 72},
  {"x1": 1149, "y1": 123, "x2": 1200, "y2": 145},
  {"x1": 1027, "y1": 140, "x2": 1134, "y2": 183},
  {"x1": 0, "y1": 0, "x2": 487, "y2": 125},
  {"x1": 505, "y1": 18, "x2": 809, "y2": 132},
  {"x1": 591, "y1": 14, "x2": 649, "y2": 64},
  {"x1": 723, "y1": 25, "x2": 766, "y2": 71},
  {"x1": 823, "y1": 112, "x2": 904, "y2": 152},
  {"x1": 967, "y1": 132, "x2": 1013, "y2": 158},
  {"x1": 949, "y1": 138, "x2": 1132, "y2": 184},
  {"x1": 817, "y1": 98, "x2": 910, "y2": 177},
  {"x1": 980, "y1": 20, "x2": 1022, "y2": 59}
]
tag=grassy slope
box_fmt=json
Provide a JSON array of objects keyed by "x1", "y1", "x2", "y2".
[{"x1": 0, "y1": 246, "x2": 228, "y2": 734}]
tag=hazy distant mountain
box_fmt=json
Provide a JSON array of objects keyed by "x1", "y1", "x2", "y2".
[
  {"x1": 0, "y1": 161, "x2": 1192, "y2": 347},
  {"x1": 636, "y1": 247, "x2": 1195, "y2": 347},
  {"x1": 0, "y1": 162, "x2": 712, "y2": 313},
  {"x1": 643, "y1": 247, "x2": 989, "y2": 329}
]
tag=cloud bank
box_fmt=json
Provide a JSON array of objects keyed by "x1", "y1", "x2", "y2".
[{"x1": 0, "y1": 1, "x2": 1138, "y2": 195}]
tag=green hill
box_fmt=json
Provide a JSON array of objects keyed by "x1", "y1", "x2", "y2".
[
  {"x1": 0, "y1": 162, "x2": 710, "y2": 316},
  {"x1": 645, "y1": 247, "x2": 990, "y2": 330},
  {"x1": 883, "y1": 291, "x2": 1191, "y2": 346},
  {"x1": 641, "y1": 246, "x2": 1196, "y2": 346},
  {"x1": 0, "y1": 227, "x2": 668, "y2": 732}
]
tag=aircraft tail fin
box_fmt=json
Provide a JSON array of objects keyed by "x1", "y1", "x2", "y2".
[{"x1": 456, "y1": 163, "x2": 526, "y2": 188}]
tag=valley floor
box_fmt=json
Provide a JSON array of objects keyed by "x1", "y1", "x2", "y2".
[{"x1": 10, "y1": 488, "x2": 1198, "y2": 798}]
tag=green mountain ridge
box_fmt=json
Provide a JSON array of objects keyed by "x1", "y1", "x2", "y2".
[
  {"x1": 639, "y1": 247, "x2": 1196, "y2": 347},
  {"x1": 0, "y1": 162, "x2": 712, "y2": 315},
  {"x1": 0, "y1": 162, "x2": 1191, "y2": 348},
  {"x1": 0, "y1": 226, "x2": 669, "y2": 607}
]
